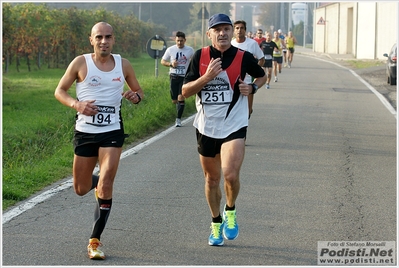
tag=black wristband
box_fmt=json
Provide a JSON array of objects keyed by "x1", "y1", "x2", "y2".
[
  {"x1": 250, "y1": 83, "x2": 259, "y2": 94},
  {"x1": 135, "y1": 92, "x2": 141, "y2": 104}
]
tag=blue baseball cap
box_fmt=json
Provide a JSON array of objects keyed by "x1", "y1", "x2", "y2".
[{"x1": 208, "y1": 13, "x2": 233, "y2": 29}]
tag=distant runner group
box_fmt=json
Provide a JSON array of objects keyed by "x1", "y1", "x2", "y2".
[{"x1": 247, "y1": 27, "x2": 297, "y2": 88}]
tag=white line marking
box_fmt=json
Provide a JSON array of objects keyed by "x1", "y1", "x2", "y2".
[
  {"x1": 349, "y1": 69, "x2": 397, "y2": 118},
  {"x1": 2, "y1": 115, "x2": 195, "y2": 224}
]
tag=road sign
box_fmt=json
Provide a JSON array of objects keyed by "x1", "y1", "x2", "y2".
[
  {"x1": 146, "y1": 35, "x2": 167, "y2": 77},
  {"x1": 146, "y1": 35, "x2": 167, "y2": 59},
  {"x1": 317, "y1": 17, "x2": 326, "y2": 25},
  {"x1": 197, "y1": 7, "x2": 209, "y2": 19}
]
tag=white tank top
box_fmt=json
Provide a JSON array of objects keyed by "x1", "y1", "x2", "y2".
[{"x1": 75, "y1": 53, "x2": 124, "y2": 133}]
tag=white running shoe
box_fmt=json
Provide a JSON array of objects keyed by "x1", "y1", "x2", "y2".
[
  {"x1": 274, "y1": 77, "x2": 278, "y2": 82},
  {"x1": 88, "y1": 238, "x2": 105, "y2": 260}
]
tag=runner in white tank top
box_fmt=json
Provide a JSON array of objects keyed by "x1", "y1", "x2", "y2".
[
  {"x1": 75, "y1": 53, "x2": 124, "y2": 133},
  {"x1": 54, "y1": 22, "x2": 144, "y2": 260}
]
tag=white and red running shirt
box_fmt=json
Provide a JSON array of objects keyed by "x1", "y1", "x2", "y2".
[{"x1": 75, "y1": 53, "x2": 124, "y2": 133}]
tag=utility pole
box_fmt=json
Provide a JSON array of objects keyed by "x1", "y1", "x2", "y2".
[
  {"x1": 280, "y1": 3, "x2": 285, "y2": 32},
  {"x1": 199, "y1": 3, "x2": 210, "y2": 48},
  {"x1": 201, "y1": 3, "x2": 205, "y2": 47},
  {"x1": 288, "y1": 3, "x2": 292, "y2": 31},
  {"x1": 138, "y1": 3, "x2": 141, "y2": 21},
  {"x1": 303, "y1": 3, "x2": 308, "y2": 47}
]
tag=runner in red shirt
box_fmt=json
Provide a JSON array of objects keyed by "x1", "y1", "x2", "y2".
[{"x1": 253, "y1": 29, "x2": 266, "y2": 46}]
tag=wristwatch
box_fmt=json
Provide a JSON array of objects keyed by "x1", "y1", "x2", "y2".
[{"x1": 250, "y1": 83, "x2": 259, "y2": 94}]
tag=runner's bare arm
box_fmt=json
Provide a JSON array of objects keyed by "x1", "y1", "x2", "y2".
[
  {"x1": 122, "y1": 58, "x2": 144, "y2": 103},
  {"x1": 54, "y1": 56, "x2": 97, "y2": 116}
]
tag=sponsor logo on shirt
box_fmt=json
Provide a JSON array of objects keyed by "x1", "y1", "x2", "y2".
[{"x1": 89, "y1": 75, "x2": 101, "y2": 87}]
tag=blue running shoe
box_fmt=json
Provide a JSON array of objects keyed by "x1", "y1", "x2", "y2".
[
  {"x1": 208, "y1": 222, "x2": 224, "y2": 246},
  {"x1": 223, "y1": 208, "x2": 239, "y2": 240}
]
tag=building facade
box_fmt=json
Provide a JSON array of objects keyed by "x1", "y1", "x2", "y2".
[{"x1": 313, "y1": 2, "x2": 398, "y2": 59}]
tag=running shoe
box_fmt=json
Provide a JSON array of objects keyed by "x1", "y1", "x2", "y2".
[
  {"x1": 266, "y1": 84, "x2": 270, "y2": 89},
  {"x1": 274, "y1": 77, "x2": 278, "y2": 82},
  {"x1": 175, "y1": 118, "x2": 182, "y2": 127},
  {"x1": 223, "y1": 208, "x2": 239, "y2": 240},
  {"x1": 288, "y1": 62, "x2": 291, "y2": 68},
  {"x1": 208, "y1": 222, "x2": 224, "y2": 246},
  {"x1": 87, "y1": 238, "x2": 105, "y2": 260},
  {"x1": 284, "y1": 63, "x2": 287, "y2": 67}
]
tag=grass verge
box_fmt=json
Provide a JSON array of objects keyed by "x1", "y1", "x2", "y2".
[{"x1": 344, "y1": 59, "x2": 385, "y2": 69}]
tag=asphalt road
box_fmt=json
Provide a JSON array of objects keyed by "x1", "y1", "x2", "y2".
[
  {"x1": 297, "y1": 46, "x2": 397, "y2": 112},
  {"x1": 2, "y1": 53, "x2": 396, "y2": 266},
  {"x1": 354, "y1": 65, "x2": 397, "y2": 111}
]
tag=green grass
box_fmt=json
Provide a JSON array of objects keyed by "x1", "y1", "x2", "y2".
[
  {"x1": 344, "y1": 59, "x2": 385, "y2": 69},
  {"x1": 2, "y1": 55, "x2": 196, "y2": 209}
]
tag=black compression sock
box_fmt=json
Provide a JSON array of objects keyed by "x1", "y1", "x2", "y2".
[
  {"x1": 212, "y1": 214, "x2": 223, "y2": 223},
  {"x1": 91, "y1": 174, "x2": 99, "y2": 190},
  {"x1": 177, "y1": 101, "x2": 185, "y2": 119},
  {"x1": 90, "y1": 197, "x2": 112, "y2": 240},
  {"x1": 225, "y1": 204, "x2": 235, "y2": 211}
]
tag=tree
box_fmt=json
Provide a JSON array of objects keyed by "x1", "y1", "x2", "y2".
[
  {"x1": 187, "y1": 3, "x2": 232, "y2": 35},
  {"x1": 144, "y1": 2, "x2": 193, "y2": 36},
  {"x1": 45, "y1": 2, "x2": 193, "y2": 37},
  {"x1": 293, "y1": 22, "x2": 304, "y2": 46},
  {"x1": 3, "y1": 3, "x2": 169, "y2": 71},
  {"x1": 2, "y1": 3, "x2": 13, "y2": 73},
  {"x1": 256, "y1": 3, "x2": 280, "y2": 33}
]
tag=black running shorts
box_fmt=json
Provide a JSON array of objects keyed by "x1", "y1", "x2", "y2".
[
  {"x1": 74, "y1": 129, "x2": 125, "y2": 157},
  {"x1": 273, "y1": 57, "x2": 283, "y2": 64},
  {"x1": 170, "y1": 74, "x2": 184, "y2": 101},
  {"x1": 196, "y1": 127, "x2": 247, "y2": 157},
  {"x1": 263, "y1": 59, "x2": 273, "y2": 68}
]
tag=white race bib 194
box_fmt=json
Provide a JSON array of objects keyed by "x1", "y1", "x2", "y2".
[{"x1": 83, "y1": 105, "x2": 116, "y2": 126}]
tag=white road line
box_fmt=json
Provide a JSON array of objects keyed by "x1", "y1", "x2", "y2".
[
  {"x1": 2, "y1": 115, "x2": 195, "y2": 224},
  {"x1": 349, "y1": 69, "x2": 397, "y2": 118}
]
